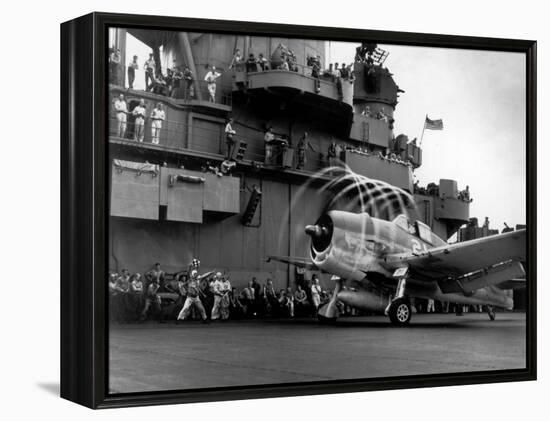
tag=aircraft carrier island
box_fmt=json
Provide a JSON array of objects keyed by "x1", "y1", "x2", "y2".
[
  {"x1": 108, "y1": 29, "x2": 471, "y2": 283},
  {"x1": 107, "y1": 28, "x2": 527, "y2": 393}
]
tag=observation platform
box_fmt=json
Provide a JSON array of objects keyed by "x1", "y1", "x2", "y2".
[{"x1": 232, "y1": 69, "x2": 354, "y2": 136}]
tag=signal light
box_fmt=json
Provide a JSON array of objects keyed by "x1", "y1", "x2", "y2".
[{"x1": 242, "y1": 186, "x2": 262, "y2": 226}]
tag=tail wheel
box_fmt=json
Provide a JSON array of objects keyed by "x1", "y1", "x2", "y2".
[{"x1": 389, "y1": 298, "x2": 412, "y2": 326}]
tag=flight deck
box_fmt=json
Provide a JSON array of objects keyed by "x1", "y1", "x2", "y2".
[{"x1": 109, "y1": 312, "x2": 526, "y2": 393}]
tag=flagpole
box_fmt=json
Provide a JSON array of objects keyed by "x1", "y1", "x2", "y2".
[{"x1": 419, "y1": 114, "x2": 427, "y2": 147}]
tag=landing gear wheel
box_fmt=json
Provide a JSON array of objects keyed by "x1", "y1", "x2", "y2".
[{"x1": 389, "y1": 298, "x2": 412, "y2": 326}]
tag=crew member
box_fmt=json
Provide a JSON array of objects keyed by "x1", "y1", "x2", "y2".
[
  {"x1": 170, "y1": 63, "x2": 183, "y2": 98},
  {"x1": 175, "y1": 274, "x2": 188, "y2": 307},
  {"x1": 129, "y1": 273, "x2": 144, "y2": 320},
  {"x1": 229, "y1": 49, "x2": 243, "y2": 71},
  {"x1": 251, "y1": 277, "x2": 263, "y2": 315},
  {"x1": 240, "y1": 280, "x2": 256, "y2": 317},
  {"x1": 224, "y1": 118, "x2": 236, "y2": 159},
  {"x1": 108, "y1": 273, "x2": 120, "y2": 321},
  {"x1": 201, "y1": 274, "x2": 215, "y2": 316},
  {"x1": 332, "y1": 63, "x2": 341, "y2": 79},
  {"x1": 150, "y1": 102, "x2": 165, "y2": 145},
  {"x1": 219, "y1": 275, "x2": 232, "y2": 320},
  {"x1": 311, "y1": 57, "x2": 320, "y2": 78},
  {"x1": 115, "y1": 269, "x2": 131, "y2": 321},
  {"x1": 229, "y1": 288, "x2": 245, "y2": 318},
  {"x1": 116, "y1": 269, "x2": 130, "y2": 292},
  {"x1": 296, "y1": 131, "x2": 316, "y2": 170},
  {"x1": 294, "y1": 284, "x2": 308, "y2": 316},
  {"x1": 264, "y1": 127, "x2": 276, "y2": 164},
  {"x1": 310, "y1": 275, "x2": 322, "y2": 315},
  {"x1": 246, "y1": 53, "x2": 258, "y2": 72},
  {"x1": 263, "y1": 279, "x2": 277, "y2": 315},
  {"x1": 333, "y1": 63, "x2": 343, "y2": 100},
  {"x1": 340, "y1": 63, "x2": 349, "y2": 79},
  {"x1": 204, "y1": 65, "x2": 221, "y2": 103},
  {"x1": 127, "y1": 55, "x2": 138, "y2": 89},
  {"x1": 183, "y1": 66, "x2": 194, "y2": 99},
  {"x1": 147, "y1": 262, "x2": 166, "y2": 289},
  {"x1": 149, "y1": 71, "x2": 167, "y2": 95},
  {"x1": 327, "y1": 140, "x2": 339, "y2": 167},
  {"x1": 113, "y1": 94, "x2": 128, "y2": 138},
  {"x1": 141, "y1": 279, "x2": 165, "y2": 323},
  {"x1": 210, "y1": 272, "x2": 224, "y2": 321},
  {"x1": 132, "y1": 99, "x2": 146, "y2": 142},
  {"x1": 221, "y1": 159, "x2": 236, "y2": 175},
  {"x1": 143, "y1": 53, "x2": 156, "y2": 91},
  {"x1": 109, "y1": 48, "x2": 121, "y2": 84},
  {"x1": 177, "y1": 270, "x2": 208, "y2": 323},
  {"x1": 257, "y1": 53, "x2": 268, "y2": 71},
  {"x1": 311, "y1": 56, "x2": 321, "y2": 93},
  {"x1": 377, "y1": 107, "x2": 389, "y2": 122},
  {"x1": 279, "y1": 287, "x2": 295, "y2": 318}
]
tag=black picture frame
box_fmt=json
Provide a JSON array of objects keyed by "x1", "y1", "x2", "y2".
[{"x1": 60, "y1": 12, "x2": 537, "y2": 409}]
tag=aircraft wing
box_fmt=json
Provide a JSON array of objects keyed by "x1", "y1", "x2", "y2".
[
  {"x1": 266, "y1": 255, "x2": 318, "y2": 270},
  {"x1": 384, "y1": 229, "x2": 526, "y2": 280}
]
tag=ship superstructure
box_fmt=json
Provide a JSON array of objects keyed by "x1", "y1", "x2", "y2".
[{"x1": 108, "y1": 28, "x2": 471, "y2": 288}]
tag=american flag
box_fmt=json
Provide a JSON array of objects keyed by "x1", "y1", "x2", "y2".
[{"x1": 424, "y1": 116, "x2": 444, "y2": 130}]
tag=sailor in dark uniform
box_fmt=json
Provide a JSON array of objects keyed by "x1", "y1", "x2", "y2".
[
  {"x1": 147, "y1": 262, "x2": 165, "y2": 290},
  {"x1": 296, "y1": 132, "x2": 316, "y2": 170},
  {"x1": 141, "y1": 279, "x2": 165, "y2": 323}
]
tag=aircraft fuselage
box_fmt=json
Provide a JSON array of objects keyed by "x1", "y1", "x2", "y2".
[{"x1": 307, "y1": 211, "x2": 517, "y2": 322}]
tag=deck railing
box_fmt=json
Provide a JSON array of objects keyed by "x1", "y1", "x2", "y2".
[{"x1": 109, "y1": 115, "x2": 330, "y2": 172}]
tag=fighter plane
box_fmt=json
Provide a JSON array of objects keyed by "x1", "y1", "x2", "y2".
[{"x1": 268, "y1": 210, "x2": 526, "y2": 325}]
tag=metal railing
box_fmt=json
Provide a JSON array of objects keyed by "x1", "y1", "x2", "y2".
[
  {"x1": 137, "y1": 80, "x2": 234, "y2": 106},
  {"x1": 109, "y1": 114, "x2": 330, "y2": 171},
  {"x1": 109, "y1": 110, "x2": 423, "y2": 180},
  {"x1": 231, "y1": 60, "x2": 355, "y2": 84},
  {"x1": 111, "y1": 68, "x2": 234, "y2": 106},
  {"x1": 413, "y1": 183, "x2": 473, "y2": 203},
  {"x1": 233, "y1": 60, "x2": 353, "y2": 83},
  {"x1": 112, "y1": 60, "x2": 354, "y2": 104},
  {"x1": 193, "y1": 80, "x2": 233, "y2": 106}
]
